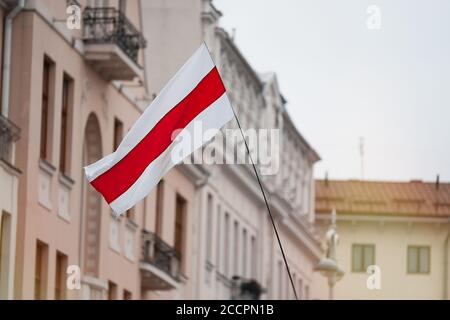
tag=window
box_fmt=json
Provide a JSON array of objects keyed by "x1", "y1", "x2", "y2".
[
  {"x1": 304, "y1": 285, "x2": 310, "y2": 300},
  {"x1": 233, "y1": 221, "x2": 239, "y2": 275},
  {"x1": 242, "y1": 228, "x2": 247, "y2": 277},
  {"x1": 59, "y1": 74, "x2": 73, "y2": 174},
  {"x1": 206, "y1": 194, "x2": 213, "y2": 262},
  {"x1": 0, "y1": 212, "x2": 11, "y2": 299},
  {"x1": 224, "y1": 213, "x2": 230, "y2": 276},
  {"x1": 35, "y1": 241, "x2": 48, "y2": 300},
  {"x1": 155, "y1": 180, "x2": 164, "y2": 236},
  {"x1": 113, "y1": 118, "x2": 123, "y2": 151},
  {"x1": 298, "y1": 278, "x2": 303, "y2": 300},
  {"x1": 108, "y1": 281, "x2": 117, "y2": 300},
  {"x1": 277, "y1": 261, "x2": 283, "y2": 299},
  {"x1": 291, "y1": 274, "x2": 296, "y2": 300},
  {"x1": 40, "y1": 57, "x2": 54, "y2": 160},
  {"x1": 216, "y1": 205, "x2": 221, "y2": 270},
  {"x1": 119, "y1": 0, "x2": 127, "y2": 12},
  {"x1": 284, "y1": 271, "x2": 290, "y2": 300},
  {"x1": 125, "y1": 208, "x2": 135, "y2": 221},
  {"x1": 174, "y1": 194, "x2": 186, "y2": 267},
  {"x1": 352, "y1": 244, "x2": 375, "y2": 272},
  {"x1": 407, "y1": 246, "x2": 430, "y2": 274},
  {"x1": 55, "y1": 251, "x2": 68, "y2": 300},
  {"x1": 123, "y1": 289, "x2": 132, "y2": 300},
  {"x1": 251, "y1": 236, "x2": 257, "y2": 278}
]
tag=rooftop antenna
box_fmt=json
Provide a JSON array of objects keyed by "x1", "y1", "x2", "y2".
[{"x1": 359, "y1": 137, "x2": 365, "y2": 179}]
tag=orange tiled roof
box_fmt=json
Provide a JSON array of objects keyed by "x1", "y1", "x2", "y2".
[{"x1": 315, "y1": 179, "x2": 450, "y2": 217}]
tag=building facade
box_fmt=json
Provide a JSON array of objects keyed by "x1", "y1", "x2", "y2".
[
  {"x1": 0, "y1": 0, "x2": 323, "y2": 300},
  {"x1": 6, "y1": 0, "x2": 151, "y2": 300},
  {"x1": 314, "y1": 179, "x2": 450, "y2": 299},
  {"x1": 0, "y1": 2, "x2": 22, "y2": 300},
  {"x1": 141, "y1": 0, "x2": 323, "y2": 300}
]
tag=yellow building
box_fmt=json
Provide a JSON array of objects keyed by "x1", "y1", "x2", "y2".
[{"x1": 314, "y1": 179, "x2": 450, "y2": 300}]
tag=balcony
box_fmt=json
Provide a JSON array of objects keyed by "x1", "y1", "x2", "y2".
[
  {"x1": 0, "y1": 114, "x2": 20, "y2": 163},
  {"x1": 82, "y1": 7, "x2": 146, "y2": 81},
  {"x1": 140, "y1": 230, "x2": 181, "y2": 290},
  {"x1": 230, "y1": 276, "x2": 265, "y2": 300}
]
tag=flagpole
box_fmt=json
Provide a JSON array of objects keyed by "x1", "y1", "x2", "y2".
[
  {"x1": 231, "y1": 105, "x2": 299, "y2": 301},
  {"x1": 202, "y1": 42, "x2": 299, "y2": 300}
]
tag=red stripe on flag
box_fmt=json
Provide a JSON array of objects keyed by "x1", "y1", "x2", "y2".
[{"x1": 91, "y1": 67, "x2": 225, "y2": 203}]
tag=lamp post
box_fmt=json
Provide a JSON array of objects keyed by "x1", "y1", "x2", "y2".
[{"x1": 315, "y1": 208, "x2": 344, "y2": 300}]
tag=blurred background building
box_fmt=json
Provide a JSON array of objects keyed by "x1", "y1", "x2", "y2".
[{"x1": 314, "y1": 179, "x2": 450, "y2": 299}]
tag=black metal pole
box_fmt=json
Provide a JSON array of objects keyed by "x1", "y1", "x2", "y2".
[
  {"x1": 230, "y1": 107, "x2": 299, "y2": 300},
  {"x1": 203, "y1": 41, "x2": 298, "y2": 300}
]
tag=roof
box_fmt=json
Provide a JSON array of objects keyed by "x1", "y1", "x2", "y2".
[
  {"x1": 215, "y1": 28, "x2": 263, "y2": 91},
  {"x1": 257, "y1": 72, "x2": 320, "y2": 163},
  {"x1": 315, "y1": 179, "x2": 450, "y2": 218},
  {"x1": 282, "y1": 111, "x2": 321, "y2": 163},
  {"x1": 258, "y1": 71, "x2": 275, "y2": 83}
]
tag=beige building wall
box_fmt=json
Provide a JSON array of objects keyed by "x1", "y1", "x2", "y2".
[
  {"x1": 314, "y1": 215, "x2": 450, "y2": 300},
  {"x1": 313, "y1": 180, "x2": 450, "y2": 300}
]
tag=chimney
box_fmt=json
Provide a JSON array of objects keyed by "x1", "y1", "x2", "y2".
[{"x1": 436, "y1": 174, "x2": 440, "y2": 190}]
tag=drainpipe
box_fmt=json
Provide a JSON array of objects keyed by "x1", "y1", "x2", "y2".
[
  {"x1": 1, "y1": 0, "x2": 25, "y2": 117},
  {"x1": 444, "y1": 218, "x2": 450, "y2": 300}
]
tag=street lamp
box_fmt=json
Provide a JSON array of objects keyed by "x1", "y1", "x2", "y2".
[
  {"x1": 315, "y1": 208, "x2": 344, "y2": 300},
  {"x1": 315, "y1": 257, "x2": 344, "y2": 300}
]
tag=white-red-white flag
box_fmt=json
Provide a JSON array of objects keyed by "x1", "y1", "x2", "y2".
[{"x1": 85, "y1": 43, "x2": 234, "y2": 215}]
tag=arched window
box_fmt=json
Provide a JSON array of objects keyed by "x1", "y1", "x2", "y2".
[{"x1": 82, "y1": 113, "x2": 103, "y2": 277}]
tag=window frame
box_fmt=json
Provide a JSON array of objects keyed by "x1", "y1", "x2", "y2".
[
  {"x1": 108, "y1": 280, "x2": 117, "y2": 300},
  {"x1": 174, "y1": 193, "x2": 186, "y2": 272},
  {"x1": 351, "y1": 243, "x2": 375, "y2": 273},
  {"x1": 59, "y1": 73, "x2": 74, "y2": 175},
  {"x1": 40, "y1": 57, "x2": 54, "y2": 161},
  {"x1": 34, "y1": 240, "x2": 48, "y2": 300},
  {"x1": 113, "y1": 117, "x2": 124, "y2": 152},
  {"x1": 155, "y1": 180, "x2": 164, "y2": 237},
  {"x1": 407, "y1": 245, "x2": 431, "y2": 275},
  {"x1": 55, "y1": 251, "x2": 68, "y2": 300}
]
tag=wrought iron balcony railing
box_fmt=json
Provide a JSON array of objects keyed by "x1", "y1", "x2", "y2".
[
  {"x1": 141, "y1": 230, "x2": 181, "y2": 282},
  {"x1": 83, "y1": 7, "x2": 146, "y2": 64},
  {"x1": 0, "y1": 114, "x2": 20, "y2": 162},
  {"x1": 230, "y1": 276, "x2": 265, "y2": 300}
]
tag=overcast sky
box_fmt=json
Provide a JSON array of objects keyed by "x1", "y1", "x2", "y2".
[{"x1": 214, "y1": 0, "x2": 450, "y2": 182}]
